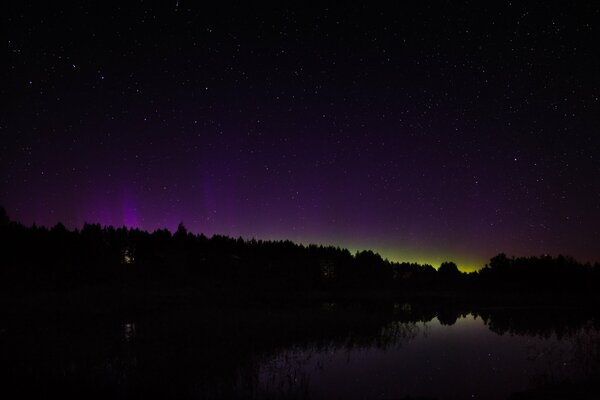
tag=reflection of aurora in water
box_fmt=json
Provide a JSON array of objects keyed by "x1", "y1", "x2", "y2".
[
  {"x1": 257, "y1": 319, "x2": 425, "y2": 399},
  {"x1": 255, "y1": 314, "x2": 600, "y2": 400},
  {"x1": 1, "y1": 305, "x2": 599, "y2": 399}
]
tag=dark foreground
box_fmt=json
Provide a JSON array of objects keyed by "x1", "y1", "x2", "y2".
[
  {"x1": 2, "y1": 213, "x2": 600, "y2": 398},
  {"x1": 1, "y1": 288, "x2": 599, "y2": 400}
]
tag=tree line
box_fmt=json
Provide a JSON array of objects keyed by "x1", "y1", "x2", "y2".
[{"x1": 1, "y1": 207, "x2": 599, "y2": 294}]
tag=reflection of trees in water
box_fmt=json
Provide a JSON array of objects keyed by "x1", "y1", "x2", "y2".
[
  {"x1": 378, "y1": 320, "x2": 422, "y2": 349},
  {"x1": 572, "y1": 321, "x2": 600, "y2": 379},
  {"x1": 257, "y1": 349, "x2": 311, "y2": 400},
  {"x1": 474, "y1": 307, "x2": 600, "y2": 338},
  {"x1": 255, "y1": 317, "x2": 424, "y2": 398},
  {"x1": 3, "y1": 303, "x2": 600, "y2": 399},
  {"x1": 251, "y1": 306, "x2": 600, "y2": 399}
]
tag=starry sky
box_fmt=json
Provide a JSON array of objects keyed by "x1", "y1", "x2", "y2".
[{"x1": 2, "y1": 2, "x2": 600, "y2": 270}]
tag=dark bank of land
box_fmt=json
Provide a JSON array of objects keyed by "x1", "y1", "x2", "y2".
[
  {"x1": 2, "y1": 205, "x2": 600, "y2": 399},
  {"x1": 2, "y1": 206, "x2": 600, "y2": 310}
]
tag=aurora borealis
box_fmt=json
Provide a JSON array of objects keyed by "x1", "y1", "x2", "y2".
[{"x1": 2, "y1": 3, "x2": 599, "y2": 271}]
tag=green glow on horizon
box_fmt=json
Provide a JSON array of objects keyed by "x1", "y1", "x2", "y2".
[
  {"x1": 282, "y1": 234, "x2": 487, "y2": 272},
  {"x1": 372, "y1": 247, "x2": 486, "y2": 272}
]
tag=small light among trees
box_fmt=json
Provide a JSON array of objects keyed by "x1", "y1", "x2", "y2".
[{"x1": 122, "y1": 248, "x2": 135, "y2": 264}]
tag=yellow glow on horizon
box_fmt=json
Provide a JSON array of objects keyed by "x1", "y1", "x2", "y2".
[
  {"x1": 365, "y1": 247, "x2": 485, "y2": 272},
  {"x1": 326, "y1": 240, "x2": 487, "y2": 272},
  {"x1": 245, "y1": 232, "x2": 487, "y2": 272}
]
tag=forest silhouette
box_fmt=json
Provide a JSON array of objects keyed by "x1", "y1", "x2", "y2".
[
  {"x1": 3, "y1": 206, "x2": 600, "y2": 399},
  {"x1": 2, "y1": 206, "x2": 599, "y2": 300}
]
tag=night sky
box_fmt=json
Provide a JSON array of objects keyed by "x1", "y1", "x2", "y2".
[{"x1": 3, "y1": 2, "x2": 600, "y2": 270}]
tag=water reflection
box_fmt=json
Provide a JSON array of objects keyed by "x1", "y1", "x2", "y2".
[
  {"x1": 1, "y1": 304, "x2": 599, "y2": 399},
  {"x1": 257, "y1": 315, "x2": 600, "y2": 399},
  {"x1": 123, "y1": 322, "x2": 136, "y2": 341}
]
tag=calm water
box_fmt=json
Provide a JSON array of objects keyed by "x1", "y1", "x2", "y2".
[
  {"x1": 258, "y1": 315, "x2": 594, "y2": 399},
  {"x1": 1, "y1": 303, "x2": 599, "y2": 399}
]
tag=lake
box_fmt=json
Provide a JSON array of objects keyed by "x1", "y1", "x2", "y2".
[{"x1": 1, "y1": 301, "x2": 599, "y2": 399}]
